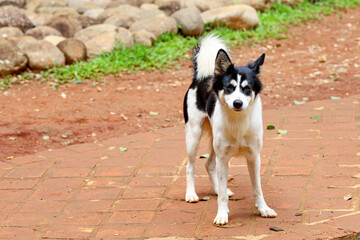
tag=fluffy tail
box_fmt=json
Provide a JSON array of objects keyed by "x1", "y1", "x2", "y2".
[{"x1": 192, "y1": 34, "x2": 229, "y2": 81}]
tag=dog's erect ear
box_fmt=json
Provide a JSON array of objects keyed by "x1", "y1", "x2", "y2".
[
  {"x1": 248, "y1": 53, "x2": 265, "y2": 74},
  {"x1": 214, "y1": 49, "x2": 232, "y2": 75}
]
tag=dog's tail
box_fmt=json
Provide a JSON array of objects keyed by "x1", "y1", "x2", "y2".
[{"x1": 192, "y1": 34, "x2": 229, "y2": 81}]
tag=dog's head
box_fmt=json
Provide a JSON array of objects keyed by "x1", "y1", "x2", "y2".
[{"x1": 213, "y1": 50, "x2": 264, "y2": 112}]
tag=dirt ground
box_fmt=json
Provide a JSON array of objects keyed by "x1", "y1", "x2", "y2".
[{"x1": 0, "y1": 7, "x2": 359, "y2": 160}]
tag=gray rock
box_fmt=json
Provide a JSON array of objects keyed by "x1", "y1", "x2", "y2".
[
  {"x1": 57, "y1": 38, "x2": 86, "y2": 64},
  {"x1": 83, "y1": 8, "x2": 104, "y2": 19},
  {"x1": 0, "y1": 0, "x2": 26, "y2": 8},
  {"x1": 74, "y1": 2, "x2": 102, "y2": 14},
  {"x1": 53, "y1": 7, "x2": 80, "y2": 16},
  {"x1": 201, "y1": 4, "x2": 259, "y2": 30},
  {"x1": 129, "y1": 16, "x2": 177, "y2": 38},
  {"x1": 157, "y1": 0, "x2": 182, "y2": 15},
  {"x1": 98, "y1": 4, "x2": 141, "y2": 22},
  {"x1": 106, "y1": 0, "x2": 140, "y2": 8},
  {"x1": 132, "y1": 29, "x2": 155, "y2": 46},
  {"x1": 32, "y1": 0, "x2": 68, "y2": 14},
  {"x1": 0, "y1": 6, "x2": 34, "y2": 32},
  {"x1": 25, "y1": 25, "x2": 62, "y2": 39},
  {"x1": 43, "y1": 35, "x2": 66, "y2": 45},
  {"x1": 85, "y1": 28, "x2": 133, "y2": 58},
  {"x1": 77, "y1": 15, "x2": 102, "y2": 28},
  {"x1": 90, "y1": 0, "x2": 111, "y2": 8},
  {"x1": 140, "y1": 3, "x2": 158, "y2": 10},
  {"x1": 236, "y1": 0, "x2": 270, "y2": 11},
  {"x1": 138, "y1": 8, "x2": 165, "y2": 20},
  {"x1": 17, "y1": 38, "x2": 65, "y2": 70},
  {"x1": 0, "y1": 26, "x2": 23, "y2": 39},
  {"x1": 24, "y1": 11, "x2": 51, "y2": 27},
  {"x1": 46, "y1": 14, "x2": 83, "y2": 38},
  {"x1": 172, "y1": 7, "x2": 204, "y2": 36},
  {"x1": 74, "y1": 23, "x2": 116, "y2": 42},
  {"x1": 0, "y1": 38, "x2": 27, "y2": 76},
  {"x1": 104, "y1": 14, "x2": 135, "y2": 28}
]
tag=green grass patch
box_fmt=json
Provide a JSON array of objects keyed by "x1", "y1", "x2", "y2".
[{"x1": 1, "y1": 0, "x2": 360, "y2": 89}]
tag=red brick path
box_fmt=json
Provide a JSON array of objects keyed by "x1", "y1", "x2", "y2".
[{"x1": 0, "y1": 95, "x2": 359, "y2": 239}]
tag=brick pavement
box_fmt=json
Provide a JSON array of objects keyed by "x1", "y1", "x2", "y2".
[{"x1": 0, "y1": 95, "x2": 359, "y2": 239}]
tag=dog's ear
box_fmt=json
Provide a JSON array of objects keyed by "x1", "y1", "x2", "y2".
[
  {"x1": 214, "y1": 49, "x2": 232, "y2": 75},
  {"x1": 248, "y1": 53, "x2": 265, "y2": 74}
]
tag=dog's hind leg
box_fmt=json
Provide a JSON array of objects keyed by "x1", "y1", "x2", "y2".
[
  {"x1": 246, "y1": 152, "x2": 277, "y2": 218},
  {"x1": 185, "y1": 120, "x2": 204, "y2": 203}
]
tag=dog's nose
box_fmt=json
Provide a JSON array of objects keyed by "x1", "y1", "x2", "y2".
[{"x1": 233, "y1": 100, "x2": 243, "y2": 110}]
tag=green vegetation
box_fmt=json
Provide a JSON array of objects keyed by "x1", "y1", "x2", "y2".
[{"x1": 1, "y1": 0, "x2": 360, "y2": 89}]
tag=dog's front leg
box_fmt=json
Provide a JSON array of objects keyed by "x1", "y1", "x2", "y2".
[
  {"x1": 246, "y1": 152, "x2": 277, "y2": 218},
  {"x1": 213, "y1": 155, "x2": 230, "y2": 225}
]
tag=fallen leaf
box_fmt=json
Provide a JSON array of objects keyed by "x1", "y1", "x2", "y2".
[
  {"x1": 295, "y1": 213, "x2": 302, "y2": 216},
  {"x1": 200, "y1": 153, "x2": 210, "y2": 158},
  {"x1": 269, "y1": 226, "x2": 284, "y2": 232},
  {"x1": 267, "y1": 125, "x2": 275, "y2": 130},
  {"x1": 294, "y1": 100, "x2": 304, "y2": 105},
  {"x1": 277, "y1": 130, "x2": 287, "y2": 135},
  {"x1": 74, "y1": 79, "x2": 83, "y2": 84},
  {"x1": 149, "y1": 111, "x2": 159, "y2": 116},
  {"x1": 331, "y1": 96, "x2": 341, "y2": 100},
  {"x1": 120, "y1": 114, "x2": 128, "y2": 121},
  {"x1": 302, "y1": 97, "x2": 309, "y2": 101},
  {"x1": 310, "y1": 115, "x2": 320, "y2": 120},
  {"x1": 343, "y1": 194, "x2": 352, "y2": 201},
  {"x1": 119, "y1": 147, "x2": 127, "y2": 152},
  {"x1": 201, "y1": 196, "x2": 210, "y2": 201},
  {"x1": 318, "y1": 55, "x2": 327, "y2": 63},
  {"x1": 42, "y1": 136, "x2": 50, "y2": 140}
]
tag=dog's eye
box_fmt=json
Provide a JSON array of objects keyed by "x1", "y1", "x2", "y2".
[
  {"x1": 226, "y1": 85, "x2": 235, "y2": 91},
  {"x1": 243, "y1": 86, "x2": 252, "y2": 94}
]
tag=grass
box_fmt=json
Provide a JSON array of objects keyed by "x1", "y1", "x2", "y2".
[{"x1": 1, "y1": 0, "x2": 360, "y2": 89}]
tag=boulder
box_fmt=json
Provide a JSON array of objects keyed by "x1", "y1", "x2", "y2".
[
  {"x1": 17, "y1": 38, "x2": 65, "y2": 70},
  {"x1": 43, "y1": 35, "x2": 66, "y2": 45},
  {"x1": 138, "y1": 8, "x2": 165, "y2": 20},
  {"x1": 77, "y1": 15, "x2": 102, "y2": 28},
  {"x1": 132, "y1": 29, "x2": 155, "y2": 46},
  {"x1": 24, "y1": 11, "x2": 51, "y2": 27},
  {"x1": 171, "y1": 8, "x2": 204, "y2": 36},
  {"x1": 46, "y1": 14, "x2": 83, "y2": 38},
  {"x1": 74, "y1": 2, "x2": 102, "y2": 14},
  {"x1": 25, "y1": 25, "x2": 62, "y2": 39},
  {"x1": 0, "y1": 6, "x2": 34, "y2": 32},
  {"x1": 85, "y1": 28, "x2": 133, "y2": 58},
  {"x1": 57, "y1": 38, "x2": 86, "y2": 64},
  {"x1": 74, "y1": 23, "x2": 116, "y2": 42},
  {"x1": 0, "y1": 0, "x2": 26, "y2": 8},
  {"x1": 0, "y1": 26, "x2": 23, "y2": 39},
  {"x1": 129, "y1": 16, "x2": 177, "y2": 38},
  {"x1": 0, "y1": 38, "x2": 27, "y2": 76},
  {"x1": 83, "y1": 8, "x2": 104, "y2": 19},
  {"x1": 201, "y1": 4, "x2": 259, "y2": 30},
  {"x1": 184, "y1": 0, "x2": 209, "y2": 12},
  {"x1": 236, "y1": 0, "x2": 270, "y2": 11},
  {"x1": 98, "y1": 4, "x2": 141, "y2": 22},
  {"x1": 104, "y1": 14, "x2": 135, "y2": 28}
]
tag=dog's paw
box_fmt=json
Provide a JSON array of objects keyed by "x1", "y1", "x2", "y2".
[
  {"x1": 185, "y1": 193, "x2": 199, "y2": 203},
  {"x1": 227, "y1": 188, "x2": 234, "y2": 197},
  {"x1": 258, "y1": 207, "x2": 277, "y2": 218},
  {"x1": 213, "y1": 212, "x2": 228, "y2": 225}
]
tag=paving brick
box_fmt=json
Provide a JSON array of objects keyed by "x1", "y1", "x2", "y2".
[
  {"x1": 42, "y1": 226, "x2": 94, "y2": 239},
  {"x1": 0, "y1": 179, "x2": 38, "y2": 189},
  {"x1": 84, "y1": 177, "x2": 128, "y2": 188},
  {"x1": 0, "y1": 227, "x2": 43, "y2": 239},
  {"x1": 95, "y1": 224, "x2": 147, "y2": 239},
  {"x1": 53, "y1": 212, "x2": 106, "y2": 225},
  {"x1": 5, "y1": 168, "x2": 47, "y2": 179},
  {"x1": 121, "y1": 187, "x2": 166, "y2": 199},
  {"x1": 0, "y1": 190, "x2": 31, "y2": 201},
  {"x1": 94, "y1": 166, "x2": 135, "y2": 177},
  {"x1": 114, "y1": 199, "x2": 161, "y2": 211},
  {"x1": 273, "y1": 166, "x2": 312, "y2": 176},
  {"x1": 199, "y1": 222, "x2": 250, "y2": 237},
  {"x1": 5, "y1": 212, "x2": 56, "y2": 226},
  {"x1": 153, "y1": 209, "x2": 202, "y2": 224},
  {"x1": 146, "y1": 223, "x2": 197, "y2": 238},
  {"x1": 267, "y1": 176, "x2": 309, "y2": 187},
  {"x1": 136, "y1": 166, "x2": 178, "y2": 176},
  {"x1": 64, "y1": 200, "x2": 113, "y2": 213},
  {"x1": 47, "y1": 167, "x2": 91, "y2": 178},
  {"x1": 307, "y1": 210, "x2": 351, "y2": 223},
  {"x1": 75, "y1": 188, "x2": 121, "y2": 200},
  {"x1": 108, "y1": 211, "x2": 155, "y2": 224},
  {"x1": 19, "y1": 200, "x2": 66, "y2": 213},
  {"x1": 128, "y1": 176, "x2": 172, "y2": 187},
  {"x1": 0, "y1": 202, "x2": 20, "y2": 212}
]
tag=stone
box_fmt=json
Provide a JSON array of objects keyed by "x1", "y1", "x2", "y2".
[
  {"x1": 46, "y1": 14, "x2": 83, "y2": 38},
  {"x1": 171, "y1": 7, "x2": 204, "y2": 36},
  {"x1": 43, "y1": 35, "x2": 66, "y2": 45},
  {"x1": 0, "y1": 0, "x2": 26, "y2": 8},
  {"x1": 98, "y1": 4, "x2": 141, "y2": 22},
  {"x1": 106, "y1": 0, "x2": 140, "y2": 8},
  {"x1": 138, "y1": 8, "x2": 165, "y2": 20},
  {"x1": 83, "y1": 8, "x2": 105, "y2": 19},
  {"x1": 90, "y1": 0, "x2": 111, "y2": 8},
  {"x1": 25, "y1": 25, "x2": 62, "y2": 40},
  {"x1": 201, "y1": 4, "x2": 259, "y2": 30},
  {"x1": 129, "y1": 16, "x2": 178, "y2": 38},
  {"x1": 0, "y1": 6, "x2": 34, "y2": 32},
  {"x1": 85, "y1": 28, "x2": 133, "y2": 58},
  {"x1": 236, "y1": 0, "x2": 270, "y2": 11},
  {"x1": 77, "y1": 15, "x2": 102, "y2": 28},
  {"x1": 53, "y1": 7, "x2": 80, "y2": 16},
  {"x1": 33, "y1": 0, "x2": 68, "y2": 14},
  {"x1": 184, "y1": 0, "x2": 209, "y2": 12},
  {"x1": 74, "y1": 2, "x2": 102, "y2": 14},
  {"x1": 24, "y1": 11, "x2": 51, "y2": 27},
  {"x1": 132, "y1": 29, "x2": 155, "y2": 46},
  {"x1": 104, "y1": 14, "x2": 135, "y2": 28},
  {"x1": 0, "y1": 38, "x2": 27, "y2": 76},
  {"x1": 0, "y1": 27, "x2": 23, "y2": 39},
  {"x1": 57, "y1": 38, "x2": 86, "y2": 64},
  {"x1": 156, "y1": 0, "x2": 182, "y2": 16},
  {"x1": 140, "y1": 3, "x2": 159, "y2": 10},
  {"x1": 17, "y1": 38, "x2": 65, "y2": 70},
  {"x1": 74, "y1": 24, "x2": 116, "y2": 42}
]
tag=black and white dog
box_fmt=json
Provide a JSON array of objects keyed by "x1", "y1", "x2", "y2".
[{"x1": 183, "y1": 34, "x2": 277, "y2": 225}]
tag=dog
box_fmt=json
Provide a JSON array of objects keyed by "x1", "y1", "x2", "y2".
[{"x1": 183, "y1": 34, "x2": 277, "y2": 225}]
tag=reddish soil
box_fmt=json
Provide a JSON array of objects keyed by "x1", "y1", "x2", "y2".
[{"x1": 0, "y1": 8, "x2": 359, "y2": 160}]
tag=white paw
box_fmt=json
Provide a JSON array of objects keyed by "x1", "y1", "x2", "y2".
[
  {"x1": 227, "y1": 188, "x2": 234, "y2": 197},
  {"x1": 258, "y1": 207, "x2": 277, "y2": 218},
  {"x1": 186, "y1": 193, "x2": 199, "y2": 203},
  {"x1": 213, "y1": 212, "x2": 228, "y2": 225}
]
